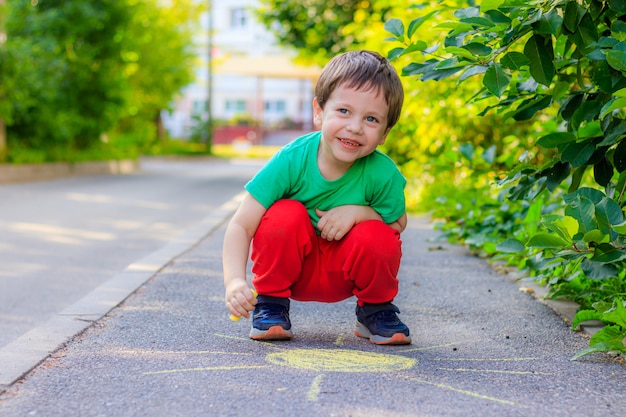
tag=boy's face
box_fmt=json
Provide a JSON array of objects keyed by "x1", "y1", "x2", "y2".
[{"x1": 313, "y1": 83, "x2": 390, "y2": 169}]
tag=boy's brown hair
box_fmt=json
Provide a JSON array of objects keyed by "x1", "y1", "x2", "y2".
[{"x1": 314, "y1": 50, "x2": 404, "y2": 130}]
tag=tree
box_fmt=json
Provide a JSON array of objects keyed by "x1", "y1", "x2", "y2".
[
  {"x1": 386, "y1": 0, "x2": 626, "y2": 359},
  {"x1": 6, "y1": 0, "x2": 132, "y2": 152},
  {"x1": 1, "y1": 0, "x2": 203, "y2": 161},
  {"x1": 387, "y1": 0, "x2": 626, "y2": 199},
  {"x1": 114, "y1": 0, "x2": 204, "y2": 146},
  {"x1": 257, "y1": 0, "x2": 395, "y2": 64}
]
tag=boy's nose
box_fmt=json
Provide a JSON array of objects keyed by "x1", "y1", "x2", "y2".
[{"x1": 346, "y1": 118, "x2": 363, "y2": 134}]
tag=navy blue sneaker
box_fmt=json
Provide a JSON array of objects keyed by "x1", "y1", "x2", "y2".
[
  {"x1": 250, "y1": 296, "x2": 293, "y2": 341},
  {"x1": 355, "y1": 303, "x2": 411, "y2": 345}
]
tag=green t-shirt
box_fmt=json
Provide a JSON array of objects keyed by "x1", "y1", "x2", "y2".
[{"x1": 245, "y1": 131, "x2": 406, "y2": 229}]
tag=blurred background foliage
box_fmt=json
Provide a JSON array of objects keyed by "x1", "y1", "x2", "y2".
[{"x1": 0, "y1": 0, "x2": 203, "y2": 163}]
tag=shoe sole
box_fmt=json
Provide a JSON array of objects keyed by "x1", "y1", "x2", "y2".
[
  {"x1": 250, "y1": 325, "x2": 293, "y2": 341},
  {"x1": 354, "y1": 322, "x2": 412, "y2": 345}
]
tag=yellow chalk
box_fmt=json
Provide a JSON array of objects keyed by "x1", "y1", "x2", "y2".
[{"x1": 229, "y1": 289, "x2": 258, "y2": 321}]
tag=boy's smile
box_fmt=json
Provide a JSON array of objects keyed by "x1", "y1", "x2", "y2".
[{"x1": 313, "y1": 83, "x2": 390, "y2": 179}]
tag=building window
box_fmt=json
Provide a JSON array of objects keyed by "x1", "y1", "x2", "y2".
[
  {"x1": 264, "y1": 100, "x2": 287, "y2": 114},
  {"x1": 230, "y1": 8, "x2": 248, "y2": 29},
  {"x1": 225, "y1": 99, "x2": 247, "y2": 113},
  {"x1": 192, "y1": 100, "x2": 207, "y2": 115}
]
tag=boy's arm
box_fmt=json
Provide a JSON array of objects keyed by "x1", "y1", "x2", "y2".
[
  {"x1": 223, "y1": 192, "x2": 266, "y2": 318},
  {"x1": 316, "y1": 206, "x2": 406, "y2": 240}
]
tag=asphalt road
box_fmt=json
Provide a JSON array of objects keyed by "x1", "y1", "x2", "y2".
[
  {"x1": 0, "y1": 157, "x2": 264, "y2": 349},
  {"x1": 0, "y1": 198, "x2": 624, "y2": 415}
]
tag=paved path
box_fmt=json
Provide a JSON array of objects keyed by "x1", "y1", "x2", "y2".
[
  {"x1": 0, "y1": 157, "x2": 264, "y2": 349},
  {"x1": 0, "y1": 202, "x2": 624, "y2": 415}
]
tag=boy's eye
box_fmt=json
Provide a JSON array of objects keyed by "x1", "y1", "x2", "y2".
[
  {"x1": 366, "y1": 116, "x2": 378, "y2": 123},
  {"x1": 338, "y1": 108, "x2": 349, "y2": 114}
]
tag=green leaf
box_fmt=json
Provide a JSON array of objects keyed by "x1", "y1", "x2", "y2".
[
  {"x1": 388, "y1": 47, "x2": 405, "y2": 60},
  {"x1": 600, "y1": 97, "x2": 626, "y2": 119},
  {"x1": 536, "y1": 132, "x2": 576, "y2": 148},
  {"x1": 512, "y1": 95, "x2": 552, "y2": 121},
  {"x1": 496, "y1": 238, "x2": 526, "y2": 253},
  {"x1": 527, "y1": 233, "x2": 570, "y2": 249},
  {"x1": 603, "y1": 300, "x2": 626, "y2": 328},
  {"x1": 445, "y1": 46, "x2": 479, "y2": 60},
  {"x1": 480, "y1": 0, "x2": 504, "y2": 13},
  {"x1": 437, "y1": 21, "x2": 474, "y2": 36},
  {"x1": 601, "y1": 120, "x2": 626, "y2": 147},
  {"x1": 571, "y1": 324, "x2": 626, "y2": 360},
  {"x1": 564, "y1": 196, "x2": 597, "y2": 233},
  {"x1": 593, "y1": 158, "x2": 614, "y2": 187},
  {"x1": 459, "y1": 65, "x2": 488, "y2": 81},
  {"x1": 569, "y1": 166, "x2": 588, "y2": 192},
  {"x1": 459, "y1": 143, "x2": 474, "y2": 160},
  {"x1": 580, "y1": 258, "x2": 619, "y2": 280},
  {"x1": 533, "y1": 9, "x2": 562, "y2": 36},
  {"x1": 482, "y1": 145, "x2": 496, "y2": 164},
  {"x1": 595, "y1": 197, "x2": 624, "y2": 234},
  {"x1": 550, "y1": 215, "x2": 579, "y2": 240},
  {"x1": 483, "y1": 63, "x2": 510, "y2": 97},
  {"x1": 524, "y1": 34, "x2": 555, "y2": 86},
  {"x1": 611, "y1": 20, "x2": 626, "y2": 42},
  {"x1": 583, "y1": 229, "x2": 608, "y2": 244},
  {"x1": 500, "y1": 51, "x2": 529, "y2": 70},
  {"x1": 561, "y1": 141, "x2": 595, "y2": 167},
  {"x1": 591, "y1": 243, "x2": 626, "y2": 263},
  {"x1": 568, "y1": 12, "x2": 599, "y2": 52},
  {"x1": 613, "y1": 219, "x2": 626, "y2": 234},
  {"x1": 571, "y1": 100, "x2": 601, "y2": 130},
  {"x1": 385, "y1": 18, "x2": 405, "y2": 38},
  {"x1": 606, "y1": 43, "x2": 626, "y2": 72},
  {"x1": 571, "y1": 309, "x2": 603, "y2": 330},
  {"x1": 462, "y1": 42, "x2": 492, "y2": 57},
  {"x1": 563, "y1": 1, "x2": 586, "y2": 33},
  {"x1": 571, "y1": 326, "x2": 626, "y2": 361},
  {"x1": 615, "y1": 140, "x2": 626, "y2": 173},
  {"x1": 590, "y1": 325, "x2": 626, "y2": 349},
  {"x1": 544, "y1": 161, "x2": 570, "y2": 191},
  {"x1": 560, "y1": 94, "x2": 585, "y2": 121},
  {"x1": 578, "y1": 121, "x2": 603, "y2": 139},
  {"x1": 460, "y1": 17, "x2": 495, "y2": 28},
  {"x1": 609, "y1": 0, "x2": 626, "y2": 13},
  {"x1": 564, "y1": 187, "x2": 605, "y2": 205},
  {"x1": 407, "y1": 11, "x2": 438, "y2": 38}
]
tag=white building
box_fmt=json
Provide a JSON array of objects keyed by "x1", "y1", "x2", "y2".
[{"x1": 163, "y1": 0, "x2": 319, "y2": 143}]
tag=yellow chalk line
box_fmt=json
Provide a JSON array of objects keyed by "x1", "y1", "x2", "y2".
[
  {"x1": 434, "y1": 357, "x2": 542, "y2": 362},
  {"x1": 401, "y1": 375, "x2": 523, "y2": 407},
  {"x1": 144, "y1": 365, "x2": 270, "y2": 375},
  {"x1": 437, "y1": 367, "x2": 551, "y2": 375},
  {"x1": 115, "y1": 349, "x2": 252, "y2": 356},
  {"x1": 307, "y1": 374, "x2": 324, "y2": 401}
]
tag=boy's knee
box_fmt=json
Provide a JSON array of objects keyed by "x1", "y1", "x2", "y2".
[
  {"x1": 260, "y1": 200, "x2": 309, "y2": 230},
  {"x1": 350, "y1": 220, "x2": 401, "y2": 256}
]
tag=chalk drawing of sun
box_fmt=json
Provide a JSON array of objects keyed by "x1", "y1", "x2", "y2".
[{"x1": 139, "y1": 333, "x2": 547, "y2": 407}]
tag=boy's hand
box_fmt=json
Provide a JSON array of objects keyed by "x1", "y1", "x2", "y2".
[
  {"x1": 316, "y1": 206, "x2": 375, "y2": 241},
  {"x1": 225, "y1": 281, "x2": 257, "y2": 319}
]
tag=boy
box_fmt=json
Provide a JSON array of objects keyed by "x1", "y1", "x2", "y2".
[{"x1": 223, "y1": 50, "x2": 411, "y2": 345}]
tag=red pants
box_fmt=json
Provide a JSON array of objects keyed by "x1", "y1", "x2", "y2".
[{"x1": 251, "y1": 200, "x2": 402, "y2": 305}]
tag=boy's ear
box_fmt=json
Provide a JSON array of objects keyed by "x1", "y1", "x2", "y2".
[{"x1": 312, "y1": 97, "x2": 323, "y2": 129}]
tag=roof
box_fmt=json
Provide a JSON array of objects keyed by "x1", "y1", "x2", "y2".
[{"x1": 214, "y1": 54, "x2": 321, "y2": 80}]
